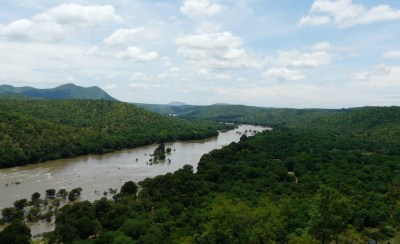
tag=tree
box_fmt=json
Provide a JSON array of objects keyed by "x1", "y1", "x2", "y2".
[
  {"x1": 310, "y1": 186, "x2": 350, "y2": 244},
  {"x1": 13, "y1": 199, "x2": 27, "y2": 210},
  {"x1": 68, "y1": 187, "x2": 83, "y2": 201},
  {"x1": 46, "y1": 189, "x2": 56, "y2": 199},
  {"x1": 120, "y1": 181, "x2": 138, "y2": 196},
  {"x1": 201, "y1": 196, "x2": 285, "y2": 243},
  {"x1": 0, "y1": 221, "x2": 31, "y2": 244},
  {"x1": 1, "y1": 207, "x2": 24, "y2": 222},
  {"x1": 57, "y1": 189, "x2": 68, "y2": 199},
  {"x1": 120, "y1": 219, "x2": 148, "y2": 240},
  {"x1": 31, "y1": 192, "x2": 41, "y2": 202}
]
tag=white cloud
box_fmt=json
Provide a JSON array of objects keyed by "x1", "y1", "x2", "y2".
[
  {"x1": 0, "y1": 19, "x2": 65, "y2": 42},
  {"x1": 33, "y1": 3, "x2": 123, "y2": 27},
  {"x1": 84, "y1": 46, "x2": 108, "y2": 57},
  {"x1": 383, "y1": 50, "x2": 400, "y2": 59},
  {"x1": 103, "y1": 83, "x2": 119, "y2": 90},
  {"x1": 198, "y1": 68, "x2": 230, "y2": 79},
  {"x1": 300, "y1": 0, "x2": 400, "y2": 28},
  {"x1": 131, "y1": 72, "x2": 150, "y2": 81},
  {"x1": 105, "y1": 27, "x2": 160, "y2": 46},
  {"x1": 276, "y1": 50, "x2": 331, "y2": 68},
  {"x1": 350, "y1": 64, "x2": 400, "y2": 89},
  {"x1": 130, "y1": 83, "x2": 152, "y2": 90},
  {"x1": 115, "y1": 46, "x2": 159, "y2": 62},
  {"x1": 299, "y1": 15, "x2": 331, "y2": 26},
  {"x1": 0, "y1": 3, "x2": 122, "y2": 42},
  {"x1": 263, "y1": 68, "x2": 306, "y2": 81},
  {"x1": 180, "y1": 0, "x2": 226, "y2": 18},
  {"x1": 175, "y1": 31, "x2": 262, "y2": 70},
  {"x1": 348, "y1": 65, "x2": 400, "y2": 91},
  {"x1": 312, "y1": 42, "x2": 331, "y2": 50}
]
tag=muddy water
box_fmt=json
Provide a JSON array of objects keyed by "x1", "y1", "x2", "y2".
[{"x1": 0, "y1": 125, "x2": 266, "y2": 235}]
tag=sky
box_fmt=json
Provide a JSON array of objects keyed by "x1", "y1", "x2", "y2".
[{"x1": 0, "y1": 0, "x2": 400, "y2": 108}]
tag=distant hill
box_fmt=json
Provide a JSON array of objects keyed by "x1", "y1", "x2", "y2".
[
  {"x1": 134, "y1": 103, "x2": 203, "y2": 116},
  {"x1": 184, "y1": 104, "x2": 266, "y2": 121},
  {"x1": 168, "y1": 101, "x2": 187, "y2": 106},
  {"x1": 0, "y1": 83, "x2": 117, "y2": 100}
]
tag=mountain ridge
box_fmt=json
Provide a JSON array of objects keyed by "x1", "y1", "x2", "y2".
[{"x1": 0, "y1": 83, "x2": 117, "y2": 100}]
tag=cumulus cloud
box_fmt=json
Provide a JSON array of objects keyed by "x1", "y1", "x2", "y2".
[
  {"x1": 198, "y1": 68, "x2": 230, "y2": 79},
  {"x1": 0, "y1": 19, "x2": 65, "y2": 42},
  {"x1": 263, "y1": 68, "x2": 306, "y2": 81},
  {"x1": 312, "y1": 42, "x2": 331, "y2": 50},
  {"x1": 33, "y1": 4, "x2": 123, "y2": 27},
  {"x1": 180, "y1": 0, "x2": 226, "y2": 18},
  {"x1": 131, "y1": 72, "x2": 151, "y2": 81},
  {"x1": 175, "y1": 31, "x2": 262, "y2": 70},
  {"x1": 115, "y1": 46, "x2": 159, "y2": 62},
  {"x1": 349, "y1": 64, "x2": 400, "y2": 89},
  {"x1": 105, "y1": 27, "x2": 160, "y2": 46},
  {"x1": 103, "y1": 83, "x2": 119, "y2": 90},
  {"x1": 276, "y1": 50, "x2": 331, "y2": 68},
  {"x1": 299, "y1": 15, "x2": 331, "y2": 26},
  {"x1": 130, "y1": 83, "x2": 152, "y2": 90},
  {"x1": 383, "y1": 50, "x2": 400, "y2": 59},
  {"x1": 300, "y1": 0, "x2": 400, "y2": 28},
  {"x1": 84, "y1": 46, "x2": 108, "y2": 57},
  {"x1": 0, "y1": 3, "x2": 122, "y2": 42},
  {"x1": 157, "y1": 67, "x2": 183, "y2": 79}
]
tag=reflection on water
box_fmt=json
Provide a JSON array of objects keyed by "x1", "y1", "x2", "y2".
[{"x1": 0, "y1": 125, "x2": 267, "y2": 236}]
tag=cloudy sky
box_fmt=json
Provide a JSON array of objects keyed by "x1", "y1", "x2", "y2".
[{"x1": 1, "y1": 0, "x2": 399, "y2": 108}]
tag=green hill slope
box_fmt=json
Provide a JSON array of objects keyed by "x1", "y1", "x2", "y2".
[
  {"x1": 184, "y1": 104, "x2": 265, "y2": 121},
  {"x1": 0, "y1": 99, "x2": 231, "y2": 168},
  {"x1": 0, "y1": 83, "x2": 116, "y2": 100}
]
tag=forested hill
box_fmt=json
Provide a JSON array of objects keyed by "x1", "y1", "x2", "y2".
[
  {"x1": 0, "y1": 99, "x2": 231, "y2": 168},
  {"x1": 0, "y1": 83, "x2": 116, "y2": 100},
  {"x1": 136, "y1": 102, "x2": 349, "y2": 126}
]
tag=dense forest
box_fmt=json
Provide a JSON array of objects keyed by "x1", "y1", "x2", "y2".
[
  {"x1": 2, "y1": 106, "x2": 399, "y2": 243},
  {"x1": 136, "y1": 103, "x2": 350, "y2": 126},
  {"x1": 0, "y1": 98, "x2": 232, "y2": 168}
]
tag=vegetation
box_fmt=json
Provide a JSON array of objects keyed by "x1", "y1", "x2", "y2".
[
  {"x1": 2, "y1": 106, "x2": 400, "y2": 243},
  {"x1": 0, "y1": 98, "x2": 231, "y2": 168},
  {"x1": 134, "y1": 103, "x2": 203, "y2": 116},
  {"x1": 0, "y1": 83, "x2": 117, "y2": 100},
  {"x1": 136, "y1": 102, "x2": 348, "y2": 126}
]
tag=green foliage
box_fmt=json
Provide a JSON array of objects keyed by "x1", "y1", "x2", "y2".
[
  {"x1": 153, "y1": 143, "x2": 166, "y2": 160},
  {"x1": 4, "y1": 105, "x2": 400, "y2": 243},
  {"x1": 120, "y1": 181, "x2": 138, "y2": 196},
  {"x1": 51, "y1": 201, "x2": 100, "y2": 243},
  {"x1": 1, "y1": 207, "x2": 24, "y2": 223},
  {"x1": 201, "y1": 196, "x2": 285, "y2": 243},
  {"x1": 57, "y1": 189, "x2": 68, "y2": 199},
  {"x1": 68, "y1": 188, "x2": 83, "y2": 202},
  {"x1": 13, "y1": 199, "x2": 27, "y2": 210},
  {"x1": 45, "y1": 189, "x2": 56, "y2": 199},
  {"x1": 31, "y1": 192, "x2": 41, "y2": 202},
  {"x1": 309, "y1": 186, "x2": 350, "y2": 243},
  {"x1": 0, "y1": 221, "x2": 31, "y2": 244},
  {"x1": 0, "y1": 99, "x2": 230, "y2": 168}
]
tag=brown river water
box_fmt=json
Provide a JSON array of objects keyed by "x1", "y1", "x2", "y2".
[{"x1": 0, "y1": 125, "x2": 267, "y2": 236}]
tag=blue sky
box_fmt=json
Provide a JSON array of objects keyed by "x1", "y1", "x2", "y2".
[{"x1": 0, "y1": 0, "x2": 399, "y2": 108}]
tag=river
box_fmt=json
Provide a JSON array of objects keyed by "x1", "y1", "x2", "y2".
[{"x1": 0, "y1": 125, "x2": 266, "y2": 236}]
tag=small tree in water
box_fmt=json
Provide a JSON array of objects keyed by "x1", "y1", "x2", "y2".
[{"x1": 153, "y1": 143, "x2": 166, "y2": 160}]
